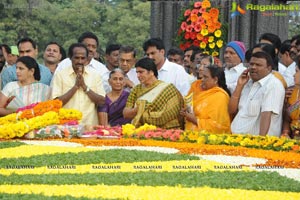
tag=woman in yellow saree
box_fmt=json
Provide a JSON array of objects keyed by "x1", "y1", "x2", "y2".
[
  {"x1": 180, "y1": 65, "x2": 231, "y2": 133},
  {"x1": 282, "y1": 56, "x2": 300, "y2": 139},
  {"x1": 123, "y1": 58, "x2": 184, "y2": 129}
]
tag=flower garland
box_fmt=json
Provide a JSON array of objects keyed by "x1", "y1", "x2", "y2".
[
  {"x1": 0, "y1": 104, "x2": 82, "y2": 139},
  {"x1": 177, "y1": 0, "x2": 224, "y2": 56},
  {"x1": 122, "y1": 124, "x2": 300, "y2": 153}
]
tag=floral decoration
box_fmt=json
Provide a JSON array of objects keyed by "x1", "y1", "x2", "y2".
[{"x1": 177, "y1": 0, "x2": 224, "y2": 56}]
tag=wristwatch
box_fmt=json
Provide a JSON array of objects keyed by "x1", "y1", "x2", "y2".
[{"x1": 84, "y1": 87, "x2": 90, "y2": 93}]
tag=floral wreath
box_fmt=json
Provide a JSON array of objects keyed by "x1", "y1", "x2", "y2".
[{"x1": 177, "y1": 0, "x2": 224, "y2": 56}]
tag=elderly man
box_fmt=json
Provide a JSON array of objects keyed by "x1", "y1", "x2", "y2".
[
  {"x1": 229, "y1": 51, "x2": 285, "y2": 137},
  {"x1": 118, "y1": 45, "x2": 139, "y2": 91},
  {"x1": 51, "y1": 43, "x2": 105, "y2": 125},
  {"x1": 224, "y1": 41, "x2": 247, "y2": 94},
  {"x1": 143, "y1": 38, "x2": 191, "y2": 96},
  {"x1": 123, "y1": 57, "x2": 184, "y2": 129}
]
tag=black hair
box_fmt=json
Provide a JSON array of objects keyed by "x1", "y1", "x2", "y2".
[
  {"x1": 45, "y1": 41, "x2": 66, "y2": 61},
  {"x1": 279, "y1": 40, "x2": 291, "y2": 54},
  {"x1": 135, "y1": 57, "x2": 158, "y2": 78},
  {"x1": 16, "y1": 56, "x2": 40, "y2": 81},
  {"x1": 68, "y1": 43, "x2": 88, "y2": 58},
  {"x1": 17, "y1": 37, "x2": 37, "y2": 49},
  {"x1": 105, "y1": 44, "x2": 121, "y2": 55},
  {"x1": 191, "y1": 49, "x2": 205, "y2": 62},
  {"x1": 167, "y1": 47, "x2": 184, "y2": 59},
  {"x1": 252, "y1": 43, "x2": 278, "y2": 71},
  {"x1": 259, "y1": 33, "x2": 281, "y2": 52},
  {"x1": 291, "y1": 34, "x2": 300, "y2": 46},
  {"x1": 0, "y1": 44, "x2": 11, "y2": 54},
  {"x1": 245, "y1": 48, "x2": 253, "y2": 63},
  {"x1": 251, "y1": 51, "x2": 274, "y2": 69},
  {"x1": 78, "y1": 32, "x2": 99, "y2": 46},
  {"x1": 184, "y1": 45, "x2": 200, "y2": 53},
  {"x1": 119, "y1": 45, "x2": 136, "y2": 58},
  {"x1": 143, "y1": 38, "x2": 165, "y2": 52},
  {"x1": 206, "y1": 65, "x2": 231, "y2": 96}
]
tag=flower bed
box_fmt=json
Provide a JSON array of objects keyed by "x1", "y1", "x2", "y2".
[{"x1": 0, "y1": 140, "x2": 299, "y2": 199}]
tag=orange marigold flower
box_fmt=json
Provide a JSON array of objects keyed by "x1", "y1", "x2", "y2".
[
  {"x1": 197, "y1": 33, "x2": 204, "y2": 40},
  {"x1": 215, "y1": 21, "x2": 222, "y2": 29},
  {"x1": 209, "y1": 8, "x2": 219, "y2": 18},
  {"x1": 208, "y1": 25, "x2": 216, "y2": 33},
  {"x1": 194, "y1": 1, "x2": 202, "y2": 8},
  {"x1": 202, "y1": 0, "x2": 211, "y2": 9},
  {"x1": 190, "y1": 14, "x2": 198, "y2": 22},
  {"x1": 202, "y1": 12, "x2": 210, "y2": 20},
  {"x1": 184, "y1": 9, "x2": 191, "y2": 17}
]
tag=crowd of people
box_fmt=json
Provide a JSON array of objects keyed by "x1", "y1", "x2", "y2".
[{"x1": 1, "y1": 31, "x2": 300, "y2": 139}]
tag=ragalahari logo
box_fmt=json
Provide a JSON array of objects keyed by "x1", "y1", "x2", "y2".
[{"x1": 231, "y1": 1, "x2": 246, "y2": 18}]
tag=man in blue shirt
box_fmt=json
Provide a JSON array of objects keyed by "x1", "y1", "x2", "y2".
[{"x1": 1, "y1": 37, "x2": 52, "y2": 89}]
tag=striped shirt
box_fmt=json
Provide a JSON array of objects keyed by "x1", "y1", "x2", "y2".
[{"x1": 231, "y1": 73, "x2": 285, "y2": 137}]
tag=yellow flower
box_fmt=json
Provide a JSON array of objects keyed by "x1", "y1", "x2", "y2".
[
  {"x1": 216, "y1": 40, "x2": 223, "y2": 48},
  {"x1": 200, "y1": 42, "x2": 207, "y2": 49},
  {"x1": 212, "y1": 51, "x2": 219, "y2": 57},
  {"x1": 197, "y1": 136, "x2": 206, "y2": 144},
  {"x1": 201, "y1": 29, "x2": 209, "y2": 36},
  {"x1": 209, "y1": 42, "x2": 215, "y2": 49},
  {"x1": 208, "y1": 36, "x2": 214, "y2": 43},
  {"x1": 214, "y1": 29, "x2": 222, "y2": 38}
]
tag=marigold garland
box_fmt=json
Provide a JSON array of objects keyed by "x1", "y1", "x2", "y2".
[
  {"x1": 63, "y1": 138, "x2": 300, "y2": 169},
  {"x1": 176, "y1": 0, "x2": 224, "y2": 56}
]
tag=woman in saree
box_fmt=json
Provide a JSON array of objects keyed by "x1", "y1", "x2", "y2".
[
  {"x1": 0, "y1": 56, "x2": 51, "y2": 116},
  {"x1": 180, "y1": 65, "x2": 231, "y2": 133},
  {"x1": 123, "y1": 57, "x2": 184, "y2": 129},
  {"x1": 98, "y1": 68, "x2": 131, "y2": 126},
  {"x1": 282, "y1": 56, "x2": 300, "y2": 139}
]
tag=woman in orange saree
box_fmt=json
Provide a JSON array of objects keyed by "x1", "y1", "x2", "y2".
[{"x1": 181, "y1": 65, "x2": 231, "y2": 133}]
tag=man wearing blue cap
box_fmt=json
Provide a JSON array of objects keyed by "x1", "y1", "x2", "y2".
[{"x1": 224, "y1": 41, "x2": 247, "y2": 94}]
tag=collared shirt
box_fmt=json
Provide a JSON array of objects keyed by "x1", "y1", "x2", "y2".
[
  {"x1": 1, "y1": 63, "x2": 52, "y2": 89},
  {"x1": 279, "y1": 62, "x2": 296, "y2": 87},
  {"x1": 231, "y1": 73, "x2": 285, "y2": 137},
  {"x1": 225, "y1": 63, "x2": 246, "y2": 94},
  {"x1": 51, "y1": 66, "x2": 105, "y2": 125},
  {"x1": 56, "y1": 58, "x2": 108, "y2": 77},
  {"x1": 158, "y1": 59, "x2": 191, "y2": 96}
]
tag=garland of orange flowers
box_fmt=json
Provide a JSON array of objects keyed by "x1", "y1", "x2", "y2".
[
  {"x1": 59, "y1": 138, "x2": 300, "y2": 169},
  {"x1": 19, "y1": 99, "x2": 62, "y2": 119}
]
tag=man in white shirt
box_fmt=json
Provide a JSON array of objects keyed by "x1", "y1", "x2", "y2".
[
  {"x1": 143, "y1": 38, "x2": 191, "y2": 96},
  {"x1": 279, "y1": 40, "x2": 296, "y2": 87},
  {"x1": 224, "y1": 41, "x2": 247, "y2": 94},
  {"x1": 118, "y1": 45, "x2": 139, "y2": 91},
  {"x1": 55, "y1": 32, "x2": 108, "y2": 78},
  {"x1": 229, "y1": 51, "x2": 285, "y2": 137}
]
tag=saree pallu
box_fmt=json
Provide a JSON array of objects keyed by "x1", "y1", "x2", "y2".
[
  {"x1": 287, "y1": 87, "x2": 300, "y2": 137},
  {"x1": 4, "y1": 82, "x2": 51, "y2": 111},
  {"x1": 185, "y1": 85, "x2": 231, "y2": 134},
  {"x1": 131, "y1": 80, "x2": 184, "y2": 129}
]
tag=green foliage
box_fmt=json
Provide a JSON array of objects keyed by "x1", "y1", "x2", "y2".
[
  {"x1": 0, "y1": 141, "x2": 25, "y2": 149},
  {"x1": 1, "y1": 171, "x2": 299, "y2": 192},
  {"x1": 0, "y1": 149, "x2": 199, "y2": 167},
  {"x1": 0, "y1": 0, "x2": 150, "y2": 60}
]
